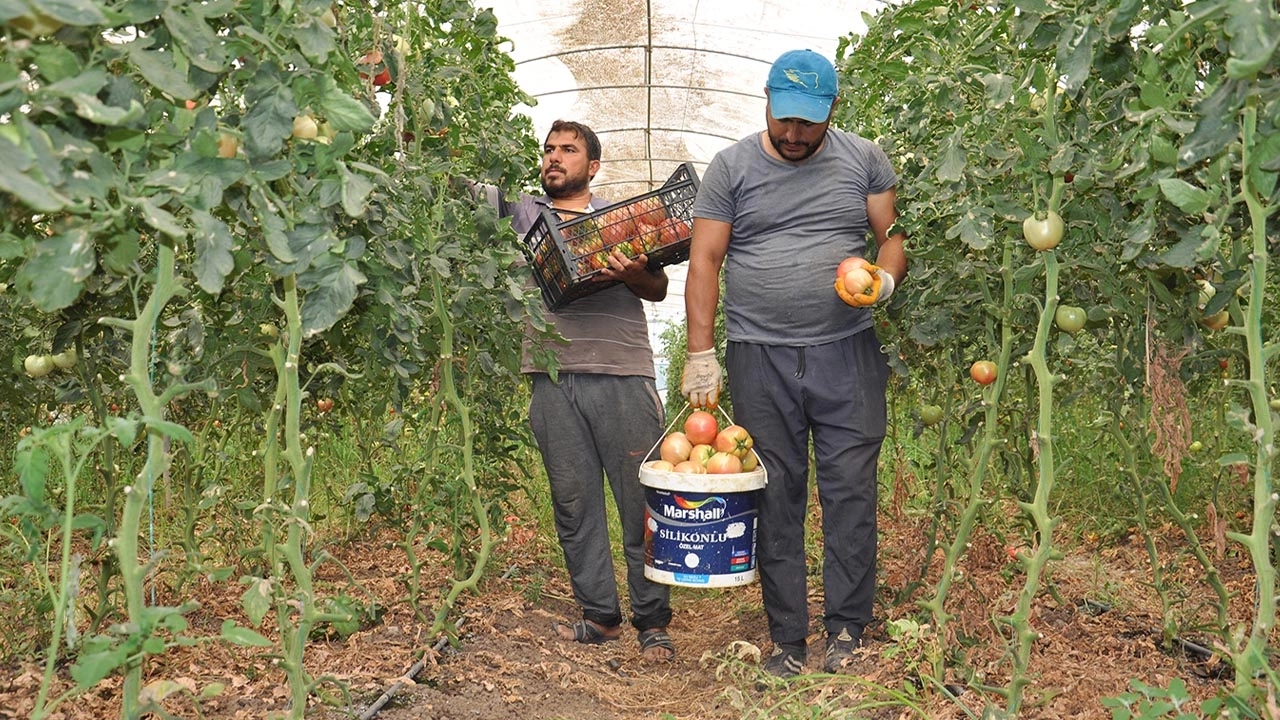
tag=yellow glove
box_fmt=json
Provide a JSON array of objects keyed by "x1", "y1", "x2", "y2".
[{"x1": 835, "y1": 262, "x2": 896, "y2": 307}]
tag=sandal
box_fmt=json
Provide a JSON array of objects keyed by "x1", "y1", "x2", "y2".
[
  {"x1": 552, "y1": 619, "x2": 620, "y2": 645},
  {"x1": 638, "y1": 628, "x2": 676, "y2": 662}
]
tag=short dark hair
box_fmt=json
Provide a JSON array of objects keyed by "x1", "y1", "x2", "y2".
[{"x1": 547, "y1": 120, "x2": 601, "y2": 162}]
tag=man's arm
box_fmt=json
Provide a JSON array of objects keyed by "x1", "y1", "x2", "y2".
[
  {"x1": 866, "y1": 188, "x2": 907, "y2": 284},
  {"x1": 685, "y1": 217, "x2": 732, "y2": 352}
]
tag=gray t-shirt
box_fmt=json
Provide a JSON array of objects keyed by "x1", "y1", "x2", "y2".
[
  {"x1": 692, "y1": 129, "x2": 898, "y2": 345},
  {"x1": 490, "y1": 189, "x2": 656, "y2": 378}
]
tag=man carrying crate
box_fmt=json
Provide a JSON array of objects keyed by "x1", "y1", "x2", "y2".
[{"x1": 479, "y1": 119, "x2": 676, "y2": 662}]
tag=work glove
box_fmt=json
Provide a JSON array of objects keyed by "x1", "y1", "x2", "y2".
[
  {"x1": 681, "y1": 349, "x2": 721, "y2": 408},
  {"x1": 835, "y1": 262, "x2": 896, "y2": 307}
]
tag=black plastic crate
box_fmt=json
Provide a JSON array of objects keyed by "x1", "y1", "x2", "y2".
[{"x1": 523, "y1": 162, "x2": 699, "y2": 311}]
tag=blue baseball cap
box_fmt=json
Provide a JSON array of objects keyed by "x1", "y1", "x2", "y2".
[{"x1": 765, "y1": 49, "x2": 838, "y2": 122}]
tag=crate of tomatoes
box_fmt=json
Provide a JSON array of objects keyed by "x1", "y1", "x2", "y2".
[{"x1": 523, "y1": 162, "x2": 698, "y2": 311}]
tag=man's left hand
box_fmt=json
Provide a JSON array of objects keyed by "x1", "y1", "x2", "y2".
[{"x1": 595, "y1": 249, "x2": 651, "y2": 284}]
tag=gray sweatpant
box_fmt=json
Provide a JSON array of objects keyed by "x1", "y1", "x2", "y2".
[
  {"x1": 528, "y1": 373, "x2": 672, "y2": 632},
  {"x1": 726, "y1": 330, "x2": 889, "y2": 646}
]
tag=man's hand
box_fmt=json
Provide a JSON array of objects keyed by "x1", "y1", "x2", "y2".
[
  {"x1": 681, "y1": 349, "x2": 721, "y2": 408},
  {"x1": 835, "y1": 259, "x2": 896, "y2": 307}
]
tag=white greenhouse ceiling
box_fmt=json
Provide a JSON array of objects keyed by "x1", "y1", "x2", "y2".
[{"x1": 482, "y1": 0, "x2": 884, "y2": 200}]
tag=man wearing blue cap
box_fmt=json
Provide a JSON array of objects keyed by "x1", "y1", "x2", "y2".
[{"x1": 680, "y1": 49, "x2": 907, "y2": 679}]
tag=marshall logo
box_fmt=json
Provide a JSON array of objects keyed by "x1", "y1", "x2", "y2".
[{"x1": 665, "y1": 495, "x2": 727, "y2": 522}]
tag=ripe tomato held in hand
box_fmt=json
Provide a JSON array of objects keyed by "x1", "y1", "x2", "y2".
[
  {"x1": 684, "y1": 410, "x2": 719, "y2": 446},
  {"x1": 970, "y1": 360, "x2": 997, "y2": 385},
  {"x1": 841, "y1": 267, "x2": 873, "y2": 295}
]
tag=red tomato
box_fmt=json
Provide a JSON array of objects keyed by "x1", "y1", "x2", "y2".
[
  {"x1": 660, "y1": 432, "x2": 693, "y2": 464},
  {"x1": 841, "y1": 267, "x2": 873, "y2": 295},
  {"x1": 683, "y1": 410, "x2": 719, "y2": 445},
  {"x1": 673, "y1": 460, "x2": 706, "y2": 474},
  {"x1": 713, "y1": 424, "x2": 754, "y2": 458},
  {"x1": 706, "y1": 452, "x2": 743, "y2": 474},
  {"x1": 836, "y1": 256, "x2": 867, "y2": 280},
  {"x1": 970, "y1": 360, "x2": 997, "y2": 385}
]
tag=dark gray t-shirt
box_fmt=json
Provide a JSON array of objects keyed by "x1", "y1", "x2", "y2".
[
  {"x1": 692, "y1": 129, "x2": 898, "y2": 345},
  {"x1": 489, "y1": 189, "x2": 656, "y2": 378}
]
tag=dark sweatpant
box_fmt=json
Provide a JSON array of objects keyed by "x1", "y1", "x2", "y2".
[
  {"x1": 528, "y1": 373, "x2": 672, "y2": 632},
  {"x1": 726, "y1": 330, "x2": 889, "y2": 646}
]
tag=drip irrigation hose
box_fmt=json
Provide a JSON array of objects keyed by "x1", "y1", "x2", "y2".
[
  {"x1": 359, "y1": 565, "x2": 516, "y2": 719},
  {"x1": 358, "y1": 617, "x2": 466, "y2": 720}
]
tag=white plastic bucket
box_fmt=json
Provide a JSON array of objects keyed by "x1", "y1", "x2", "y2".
[{"x1": 639, "y1": 463, "x2": 767, "y2": 587}]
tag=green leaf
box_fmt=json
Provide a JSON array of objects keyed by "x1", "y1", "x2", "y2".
[
  {"x1": 191, "y1": 209, "x2": 234, "y2": 294},
  {"x1": 338, "y1": 162, "x2": 374, "y2": 217},
  {"x1": 106, "y1": 416, "x2": 139, "y2": 446},
  {"x1": 1056, "y1": 20, "x2": 1100, "y2": 93},
  {"x1": 242, "y1": 87, "x2": 297, "y2": 159},
  {"x1": 1157, "y1": 178, "x2": 1211, "y2": 214},
  {"x1": 1179, "y1": 79, "x2": 1248, "y2": 168},
  {"x1": 17, "y1": 444, "x2": 50, "y2": 504},
  {"x1": 130, "y1": 47, "x2": 199, "y2": 100},
  {"x1": 1224, "y1": 0, "x2": 1280, "y2": 78},
  {"x1": 239, "y1": 576, "x2": 272, "y2": 627},
  {"x1": 219, "y1": 619, "x2": 273, "y2": 647},
  {"x1": 0, "y1": 162, "x2": 70, "y2": 212},
  {"x1": 143, "y1": 417, "x2": 195, "y2": 445},
  {"x1": 138, "y1": 195, "x2": 187, "y2": 238},
  {"x1": 292, "y1": 17, "x2": 336, "y2": 63},
  {"x1": 300, "y1": 258, "x2": 366, "y2": 336},
  {"x1": 36, "y1": 0, "x2": 107, "y2": 24},
  {"x1": 30, "y1": 44, "x2": 81, "y2": 83},
  {"x1": 317, "y1": 79, "x2": 376, "y2": 132},
  {"x1": 161, "y1": 5, "x2": 230, "y2": 73},
  {"x1": 934, "y1": 130, "x2": 966, "y2": 183},
  {"x1": 15, "y1": 228, "x2": 95, "y2": 310},
  {"x1": 1119, "y1": 214, "x2": 1154, "y2": 262},
  {"x1": 70, "y1": 645, "x2": 129, "y2": 686},
  {"x1": 71, "y1": 93, "x2": 145, "y2": 126},
  {"x1": 1156, "y1": 232, "x2": 1201, "y2": 269},
  {"x1": 980, "y1": 73, "x2": 1014, "y2": 109}
]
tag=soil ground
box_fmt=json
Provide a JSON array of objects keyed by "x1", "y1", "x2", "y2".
[{"x1": 2, "y1": 497, "x2": 1262, "y2": 720}]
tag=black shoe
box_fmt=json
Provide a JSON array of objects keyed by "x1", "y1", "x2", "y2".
[
  {"x1": 762, "y1": 642, "x2": 807, "y2": 680},
  {"x1": 823, "y1": 626, "x2": 863, "y2": 673}
]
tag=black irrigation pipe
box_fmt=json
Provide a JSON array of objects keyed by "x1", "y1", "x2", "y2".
[
  {"x1": 358, "y1": 565, "x2": 518, "y2": 720},
  {"x1": 357, "y1": 617, "x2": 465, "y2": 720}
]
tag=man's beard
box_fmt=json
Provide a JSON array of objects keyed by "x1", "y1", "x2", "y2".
[
  {"x1": 542, "y1": 166, "x2": 590, "y2": 200},
  {"x1": 767, "y1": 129, "x2": 826, "y2": 161}
]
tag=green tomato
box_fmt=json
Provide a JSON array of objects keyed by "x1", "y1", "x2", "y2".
[
  {"x1": 1022, "y1": 210, "x2": 1063, "y2": 251},
  {"x1": 1188, "y1": 440, "x2": 1203, "y2": 453},
  {"x1": 24, "y1": 354, "x2": 54, "y2": 378},
  {"x1": 920, "y1": 404, "x2": 944, "y2": 426},
  {"x1": 1054, "y1": 305, "x2": 1087, "y2": 333},
  {"x1": 52, "y1": 349, "x2": 77, "y2": 369}
]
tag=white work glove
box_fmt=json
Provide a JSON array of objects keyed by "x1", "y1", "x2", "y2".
[
  {"x1": 874, "y1": 269, "x2": 896, "y2": 304},
  {"x1": 681, "y1": 349, "x2": 721, "y2": 408}
]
